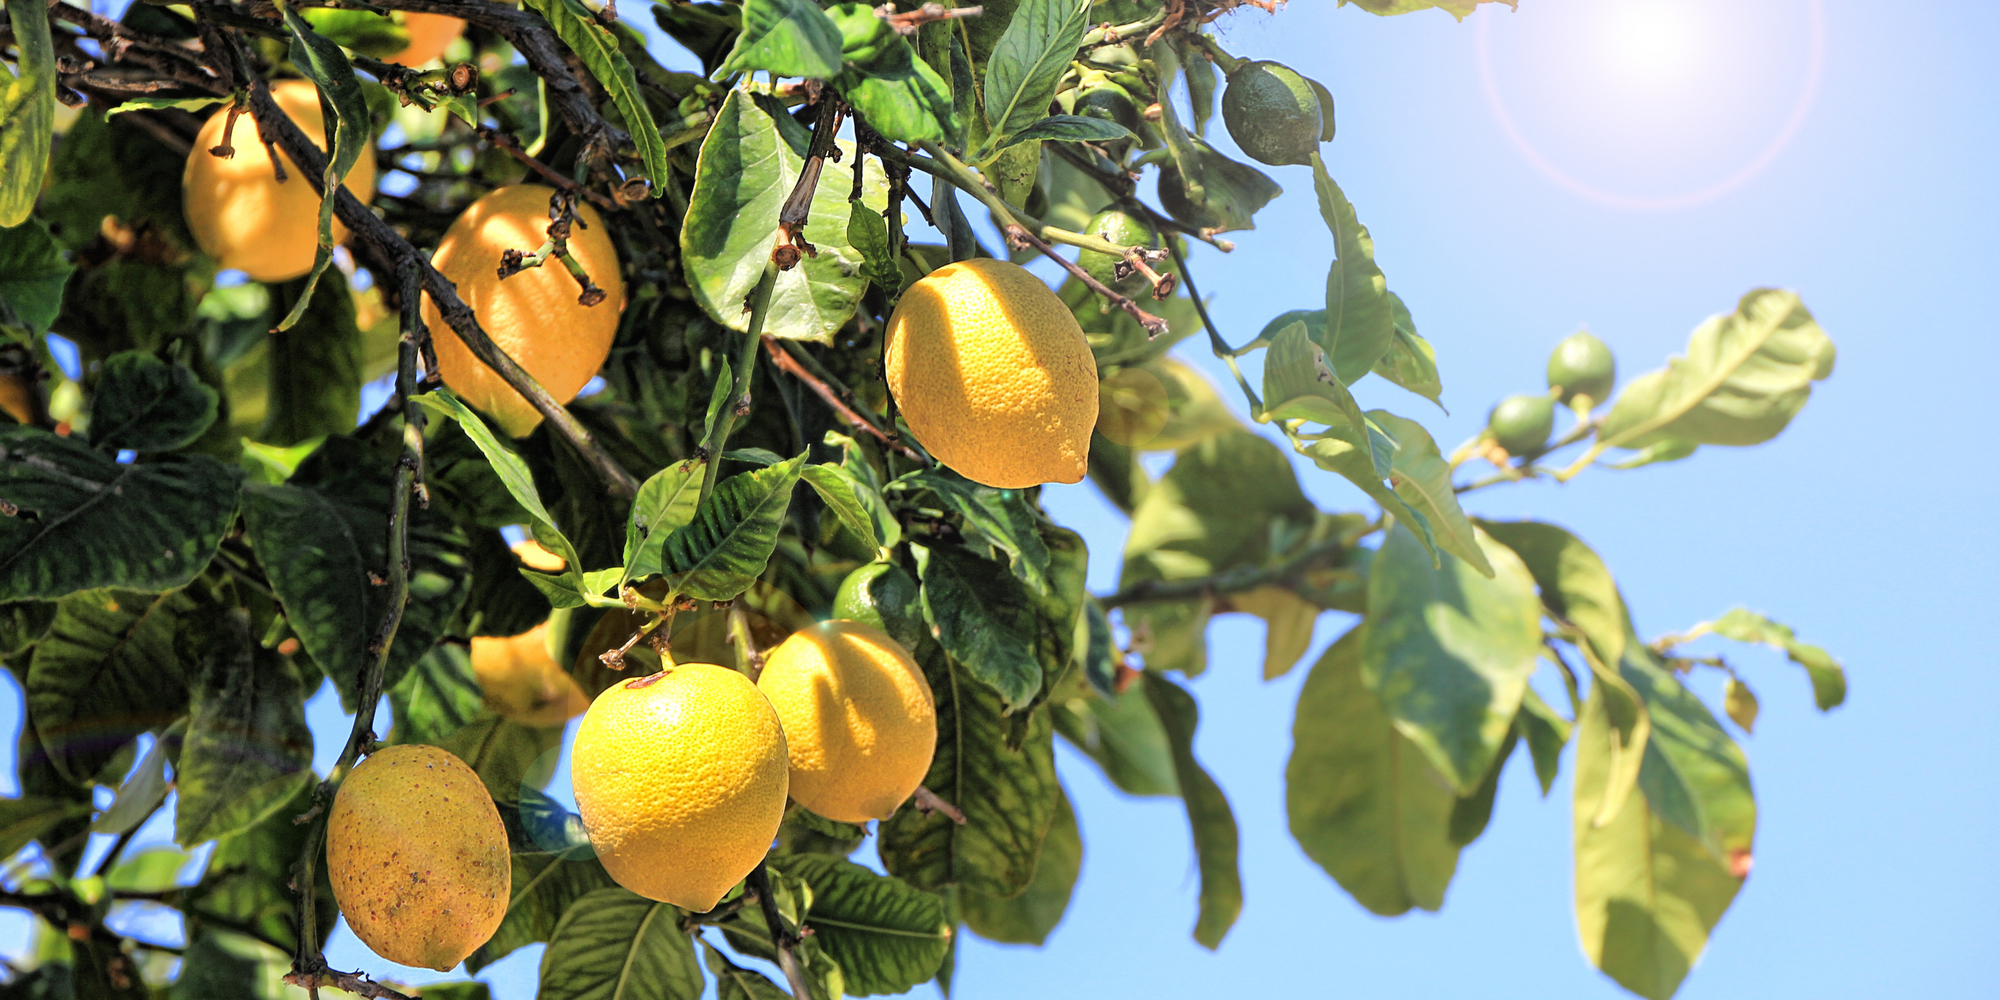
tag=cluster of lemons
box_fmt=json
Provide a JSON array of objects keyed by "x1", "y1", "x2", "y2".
[{"x1": 180, "y1": 75, "x2": 1108, "y2": 972}]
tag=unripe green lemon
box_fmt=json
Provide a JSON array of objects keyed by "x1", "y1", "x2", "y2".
[
  {"x1": 1157, "y1": 164, "x2": 1224, "y2": 231},
  {"x1": 326, "y1": 745, "x2": 509, "y2": 971},
  {"x1": 834, "y1": 561, "x2": 925, "y2": 652},
  {"x1": 1074, "y1": 77, "x2": 1143, "y2": 154},
  {"x1": 571, "y1": 663, "x2": 790, "y2": 912},
  {"x1": 1487, "y1": 394, "x2": 1556, "y2": 456},
  {"x1": 884, "y1": 259, "x2": 1098, "y2": 488},
  {"x1": 1546, "y1": 331, "x2": 1616, "y2": 409},
  {"x1": 757, "y1": 620, "x2": 936, "y2": 824},
  {"x1": 1075, "y1": 209, "x2": 1163, "y2": 296},
  {"x1": 1221, "y1": 61, "x2": 1322, "y2": 166}
]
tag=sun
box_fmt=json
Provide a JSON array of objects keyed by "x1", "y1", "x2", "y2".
[{"x1": 1476, "y1": 0, "x2": 1825, "y2": 212}]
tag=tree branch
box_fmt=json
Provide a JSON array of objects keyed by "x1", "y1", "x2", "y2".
[
  {"x1": 745, "y1": 862, "x2": 813, "y2": 1000},
  {"x1": 761, "y1": 337, "x2": 928, "y2": 464},
  {"x1": 1099, "y1": 535, "x2": 1355, "y2": 608}
]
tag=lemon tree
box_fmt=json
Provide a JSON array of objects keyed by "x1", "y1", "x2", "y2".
[{"x1": 0, "y1": 0, "x2": 1845, "y2": 999}]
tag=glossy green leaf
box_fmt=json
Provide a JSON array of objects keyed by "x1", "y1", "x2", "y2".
[
  {"x1": 271, "y1": 1, "x2": 370, "y2": 329},
  {"x1": 682, "y1": 90, "x2": 888, "y2": 343},
  {"x1": 26, "y1": 587, "x2": 201, "y2": 784},
  {"x1": 981, "y1": 0, "x2": 1091, "y2": 143},
  {"x1": 847, "y1": 200, "x2": 902, "y2": 301},
  {"x1": 659, "y1": 454, "x2": 805, "y2": 602},
  {"x1": 1007, "y1": 114, "x2": 1135, "y2": 147},
  {"x1": 0, "y1": 427, "x2": 242, "y2": 600},
  {"x1": 1697, "y1": 606, "x2": 1846, "y2": 711},
  {"x1": 961, "y1": 782, "x2": 1081, "y2": 945},
  {"x1": 175, "y1": 616, "x2": 314, "y2": 846},
  {"x1": 1310, "y1": 153, "x2": 1394, "y2": 384},
  {"x1": 522, "y1": 0, "x2": 671, "y2": 192},
  {"x1": 0, "y1": 796, "x2": 93, "y2": 860},
  {"x1": 262, "y1": 271, "x2": 363, "y2": 446},
  {"x1": 624, "y1": 458, "x2": 705, "y2": 582},
  {"x1": 1372, "y1": 411, "x2": 1492, "y2": 576},
  {"x1": 539, "y1": 887, "x2": 704, "y2": 1000},
  {"x1": 1600, "y1": 289, "x2": 1834, "y2": 455},
  {"x1": 718, "y1": 0, "x2": 844, "y2": 78},
  {"x1": 881, "y1": 645, "x2": 1058, "y2": 897},
  {"x1": 241, "y1": 437, "x2": 470, "y2": 710},
  {"x1": 781, "y1": 853, "x2": 952, "y2": 994},
  {"x1": 1574, "y1": 679, "x2": 1744, "y2": 1000},
  {"x1": 919, "y1": 544, "x2": 1042, "y2": 710},
  {"x1": 1051, "y1": 684, "x2": 1178, "y2": 798},
  {"x1": 0, "y1": 0, "x2": 56, "y2": 227},
  {"x1": 470, "y1": 854, "x2": 620, "y2": 972},
  {"x1": 0, "y1": 219, "x2": 73, "y2": 341},
  {"x1": 898, "y1": 469, "x2": 1049, "y2": 589},
  {"x1": 836, "y1": 33, "x2": 957, "y2": 145},
  {"x1": 1291, "y1": 419, "x2": 1441, "y2": 566},
  {"x1": 1144, "y1": 673, "x2": 1241, "y2": 949},
  {"x1": 183, "y1": 780, "x2": 336, "y2": 953},
  {"x1": 800, "y1": 463, "x2": 878, "y2": 550},
  {"x1": 86, "y1": 352, "x2": 218, "y2": 453},
  {"x1": 1156, "y1": 140, "x2": 1282, "y2": 234},
  {"x1": 704, "y1": 943, "x2": 791, "y2": 1000},
  {"x1": 1286, "y1": 626, "x2": 1459, "y2": 914},
  {"x1": 1372, "y1": 292, "x2": 1444, "y2": 407},
  {"x1": 1362, "y1": 523, "x2": 1541, "y2": 793}
]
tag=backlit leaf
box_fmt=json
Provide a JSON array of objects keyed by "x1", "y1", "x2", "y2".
[
  {"x1": 522, "y1": 0, "x2": 672, "y2": 192},
  {"x1": 960, "y1": 783, "x2": 1081, "y2": 945},
  {"x1": 1144, "y1": 673, "x2": 1241, "y2": 949},
  {"x1": 717, "y1": 0, "x2": 844, "y2": 79},
  {"x1": 0, "y1": 0, "x2": 56, "y2": 227},
  {"x1": 1310, "y1": 154, "x2": 1394, "y2": 384}
]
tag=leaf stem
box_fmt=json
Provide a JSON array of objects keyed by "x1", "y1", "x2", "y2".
[
  {"x1": 745, "y1": 861, "x2": 813, "y2": 1000},
  {"x1": 699, "y1": 260, "x2": 780, "y2": 505}
]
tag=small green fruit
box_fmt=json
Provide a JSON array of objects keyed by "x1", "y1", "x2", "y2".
[
  {"x1": 1157, "y1": 163, "x2": 1222, "y2": 231},
  {"x1": 1547, "y1": 331, "x2": 1615, "y2": 408},
  {"x1": 1488, "y1": 394, "x2": 1556, "y2": 456},
  {"x1": 1221, "y1": 61, "x2": 1323, "y2": 166},
  {"x1": 1075, "y1": 79, "x2": 1143, "y2": 137},
  {"x1": 833, "y1": 561, "x2": 925, "y2": 653},
  {"x1": 1076, "y1": 209, "x2": 1164, "y2": 295}
]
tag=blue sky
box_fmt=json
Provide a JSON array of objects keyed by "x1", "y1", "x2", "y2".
[{"x1": 5, "y1": 0, "x2": 1997, "y2": 997}]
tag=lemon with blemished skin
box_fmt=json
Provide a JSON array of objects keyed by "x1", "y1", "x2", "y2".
[
  {"x1": 421, "y1": 184, "x2": 624, "y2": 438},
  {"x1": 326, "y1": 744, "x2": 509, "y2": 971},
  {"x1": 884, "y1": 259, "x2": 1098, "y2": 488},
  {"x1": 385, "y1": 13, "x2": 465, "y2": 66},
  {"x1": 470, "y1": 622, "x2": 591, "y2": 727},
  {"x1": 571, "y1": 663, "x2": 789, "y2": 912},
  {"x1": 181, "y1": 80, "x2": 378, "y2": 283},
  {"x1": 758, "y1": 620, "x2": 936, "y2": 824}
]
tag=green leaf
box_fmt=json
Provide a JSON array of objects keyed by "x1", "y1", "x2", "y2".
[
  {"x1": 388, "y1": 641, "x2": 486, "y2": 745},
  {"x1": 1600, "y1": 289, "x2": 1834, "y2": 455},
  {"x1": 1362, "y1": 523, "x2": 1541, "y2": 793},
  {"x1": 1338, "y1": 0, "x2": 1514, "y2": 20},
  {"x1": 436, "y1": 714, "x2": 564, "y2": 802},
  {"x1": 1291, "y1": 419, "x2": 1440, "y2": 566},
  {"x1": 835, "y1": 33, "x2": 957, "y2": 145},
  {"x1": 240, "y1": 437, "x2": 471, "y2": 710},
  {"x1": 1697, "y1": 606, "x2": 1846, "y2": 711},
  {"x1": 1371, "y1": 411, "x2": 1492, "y2": 576},
  {"x1": 1517, "y1": 687, "x2": 1571, "y2": 796},
  {"x1": 1051, "y1": 684, "x2": 1178, "y2": 798},
  {"x1": 800, "y1": 463, "x2": 878, "y2": 550},
  {"x1": 26, "y1": 588, "x2": 202, "y2": 784},
  {"x1": 1286, "y1": 626, "x2": 1458, "y2": 914},
  {"x1": 624, "y1": 458, "x2": 705, "y2": 582},
  {"x1": 539, "y1": 887, "x2": 704, "y2": 1000},
  {"x1": 880, "y1": 645, "x2": 1058, "y2": 897},
  {"x1": 261, "y1": 270, "x2": 363, "y2": 446},
  {"x1": 0, "y1": 0, "x2": 56, "y2": 227},
  {"x1": 175, "y1": 613, "x2": 314, "y2": 846},
  {"x1": 1260, "y1": 322, "x2": 1377, "y2": 456},
  {"x1": 1623, "y1": 646, "x2": 1756, "y2": 865},
  {"x1": 1143, "y1": 673, "x2": 1241, "y2": 949},
  {"x1": 1006, "y1": 114, "x2": 1135, "y2": 146},
  {"x1": 659, "y1": 453, "x2": 805, "y2": 602},
  {"x1": 1309, "y1": 154, "x2": 1395, "y2": 385},
  {"x1": 717, "y1": 0, "x2": 844, "y2": 78},
  {"x1": 86, "y1": 352, "x2": 218, "y2": 453},
  {"x1": 1372, "y1": 292, "x2": 1444, "y2": 407},
  {"x1": 682, "y1": 90, "x2": 888, "y2": 344},
  {"x1": 897, "y1": 468, "x2": 1051, "y2": 593},
  {"x1": 91, "y1": 723, "x2": 175, "y2": 834},
  {"x1": 105, "y1": 845, "x2": 191, "y2": 893},
  {"x1": 470, "y1": 854, "x2": 620, "y2": 972},
  {"x1": 960, "y1": 781, "x2": 1081, "y2": 945},
  {"x1": 1478, "y1": 519, "x2": 1628, "y2": 668},
  {"x1": 704, "y1": 943, "x2": 792, "y2": 1000},
  {"x1": 847, "y1": 200, "x2": 903, "y2": 297},
  {"x1": 919, "y1": 544, "x2": 1041, "y2": 711},
  {"x1": 271, "y1": 1, "x2": 370, "y2": 330},
  {"x1": 0, "y1": 219, "x2": 73, "y2": 341},
  {"x1": 1446, "y1": 729, "x2": 1516, "y2": 846},
  {"x1": 105, "y1": 94, "x2": 231, "y2": 117},
  {"x1": 1573, "y1": 679, "x2": 1744, "y2": 1000},
  {"x1": 521, "y1": 0, "x2": 671, "y2": 193},
  {"x1": 183, "y1": 780, "x2": 336, "y2": 953},
  {"x1": 0, "y1": 796, "x2": 93, "y2": 860},
  {"x1": 981, "y1": 0, "x2": 1091, "y2": 144},
  {"x1": 1723, "y1": 678, "x2": 1758, "y2": 733},
  {"x1": 1157, "y1": 139, "x2": 1282, "y2": 234},
  {"x1": 1575, "y1": 650, "x2": 1651, "y2": 832},
  {"x1": 0, "y1": 427, "x2": 243, "y2": 600},
  {"x1": 1225, "y1": 586, "x2": 1319, "y2": 681},
  {"x1": 780, "y1": 853, "x2": 952, "y2": 994}
]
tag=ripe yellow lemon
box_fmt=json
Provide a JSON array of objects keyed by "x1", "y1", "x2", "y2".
[
  {"x1": 884, "y1": 258, "x2": 1098, "y2": 488},
  {"x1": 571, "y1": 663, "x2": 789, "y2": 912},
  {"x1": 326, "y1": 744, "x2": 509, "y2": 971},
  {"x1": 422, "y1": 184, "x2": 624, "y2": 437},
  {"x1": 758, "y1": 620, "x2": 935, "y2": 824},
  {"x1": 385, "y1": 13, "x2": 465, "y2": 66},
  {"x1": 182, "y1": 79, "x2": 378, "y2": 283},
  {"x1": 470, "y1": 623, "x2": 591, "y2": 727}
]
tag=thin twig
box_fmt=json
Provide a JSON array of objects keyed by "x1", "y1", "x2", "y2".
[
  {"x1": 773, "y1": 96, "x2": 845, "y2": 269},
  {"x1": 912, "y1": 786, "x2": 967, "y2": 825},
  {"x1": 762, "y1": 337, "x2": 928, "y2": 464},
  {"x1": 745, "y1": 863, "x2": 813, "y2": 1000},
  {"x1": 1099, "y1": 536, "x2": 1356, "y2": 608}
]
